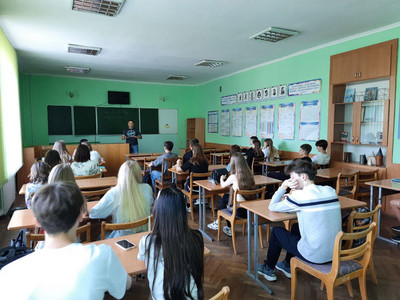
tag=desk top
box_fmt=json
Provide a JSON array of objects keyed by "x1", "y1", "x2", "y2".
[
  {"x1": 211, "y1": 152, "x2": 230, "y2": 157},
  {"x1": 168, "y1": 164, "x2": 227, "y2": 176},
  {"x1": 316, "y1": 168, "x2": 362, "y2": 179},
  {"x1": 132, "y1": 156, "x2": 158, "y2": 162},
  {"x1": 89, "y1": 231, "x2": 210, "y2": 276},
  {"x1": 126, "y1": 153, "x2": 163, "y2": 158},
  {"x1": 240, "y1": 196, "x2": 365, "y2": 223},
  {"x1": 259, "y1": 160, "x2": 293, "y2": 167},
  {"x1": 7, "y1": 201, "x2": 99, "y2": 231},
  {"x1": 19, "y1": 176, "x2": 118, "y2": 195},
  {"x1": 365, "y1": 179, "x2": 400, "y2": 191}
]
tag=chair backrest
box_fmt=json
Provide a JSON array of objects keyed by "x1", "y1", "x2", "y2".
[
  {"x1": 345, "y1": 204, "x2": 381, "y2": 248},
  {"x1": 75, "y1": 173, "x2": 102, "y2": 180},
  {"x1": 358, "y1": 169, "x2": 379, "y2": 185},
  {"x1": 187, "y1": 171, "x2": 212, "y2": 196},
  {"x1": 232, "y1": 187, "x2": 266, "y2": 217},
  {"x1": 160, "y1": 157, "x2": 179, "y2": 183},
  {"x1": 76, "y1": 222, "x2": 91, "y2": 243},
  {"x1": 81, "y1": 187, "x2": 111, "y2": 201},
  {"x1": 209, "y1": 286, "x2": 230, "y2": 300},
  {"x1": 251, "y1": 156, "x2": 265, "y2": 174},
  {"x1": 336, "y1": 171, "x2": 359, "y2": 199},
  {"x1": 331, "y1": 223, "x2": 376, "y2": 280},
  {"x1": 101, "y1": 215, "x2": 151, "y2": 240}
]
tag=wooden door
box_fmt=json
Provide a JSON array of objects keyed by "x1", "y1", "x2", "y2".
[
  {"x1": 358, "y1": 42, "x2": 392, "y2": 81},
  {"x1": 330, "y1": 51, "x2": 359, "y2": 84}
]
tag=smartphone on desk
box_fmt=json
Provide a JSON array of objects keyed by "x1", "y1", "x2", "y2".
[{"x1": 115, "y1": 239, "x2": 136, "y2": 251}]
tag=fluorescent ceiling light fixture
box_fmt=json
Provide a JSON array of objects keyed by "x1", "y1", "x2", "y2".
[
  {"x1": 194, "y1": 60, "x2": 227, "y2": 68},
  {"x1": 166, "y1": 75, "x2": 189, "y2": 80},
  {"x1": 68, "y1": 44, "x2": 102, "y2": 56},
  {"x1": 72, "y1": 0, "x2": 125, "y2": 17},
  {"x1": 249, "y1": 27, "x2": 299, "y2": 42},
  {"x1": 65, "y1": 66, "x2": 91, "y2": 73}
]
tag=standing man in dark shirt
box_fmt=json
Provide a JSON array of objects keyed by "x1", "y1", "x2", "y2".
[{"x1": 122, "y1": 120, "x2": 142, "y2": 154}]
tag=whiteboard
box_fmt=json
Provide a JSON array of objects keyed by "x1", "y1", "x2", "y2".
[{"x1": 159, "y1": 109, "x2": 178, "y2": 134}]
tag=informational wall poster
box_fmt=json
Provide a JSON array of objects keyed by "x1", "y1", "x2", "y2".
[
  {"x1": 256, "y1": 89, "x2": 263, "y2": 101},
  {"x1": 299, "y1": 100, "x2": 320, "y2": 141},
  {"x1": 237, "y1": 92, "x2": 243, "y2": 103},
  {"x1": 263, "y1": 87, "x2": 270, "y2": 100},
  {"x1": 278, "y1": 103, "x2": 295, "y2": 140},
  {"x1": 249, "y1": 90, "x2": 256, "y2": 102},
  {"x1": 243, "y1": 92, "x2": 249, "y2": 103},
  {"x1": 288, "y1": 79, "x2": 321, "y2": 96},
  {"x1": 221, "y1": 94, "x2": 237, "y2": 106},
  {"x1": 279, "y1": 84, "x2": 287, "y2": 99},
  {"x1": 221, "y1": 109, "x2": 230, "y2": 136},
  {"x1": 271, "y1": 86, "x2": 278, "y2": 99},
  {"x1": 232, "y1": 108, "x2": 243, "y2": 137},
  {"x1": 259, "y1": 105, "x2": 274, "y2": 138},
  {"x1": 245, "y1": 106, "x2": 257, "y2": 137},
  {"x1": 208, "y1": 110, "x2": 218, "y2": 133}
]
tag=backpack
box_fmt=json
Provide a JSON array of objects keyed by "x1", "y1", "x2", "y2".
[
  {"x1": 0, "y1": 230, "x2": 34, "y2": 269},
  {"x1": 342, "y1": 207, "x2": 372, "y2": 248}
]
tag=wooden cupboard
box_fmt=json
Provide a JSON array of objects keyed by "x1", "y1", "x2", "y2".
[{"x1": 186, "y1": 118, "x2": 205, "y2": 148}]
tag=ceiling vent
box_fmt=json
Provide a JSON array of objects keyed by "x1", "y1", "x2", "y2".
[
  {"x1": 249, "y1": 27, "x2": 299, "y2": 43},
  {"x1": 68, "y1": 44, "x2": 102, "y2": 56},
  {"x1": 194, "y1": 60, "x2": 227, "y2": 68},
  {"x1": 72, "y1": 0, "x2": 125, "y2": 17},
  {"x1": 166, "y1": 75, "x2": 189, "y2": 80},
  {"x1": 65, "y1": 66, "x2": 91, "y2": 74}
]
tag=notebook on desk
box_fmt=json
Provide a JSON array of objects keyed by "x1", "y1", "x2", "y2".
[{"x1": 391, "y1": 178, "x2": 400, "y2": 183}]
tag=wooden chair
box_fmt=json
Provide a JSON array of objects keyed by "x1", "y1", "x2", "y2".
[
  {"x1": 336, "y1": 171, "x2": 359, "y2": 199},
  {"x1": 75, "y1": 173, "x2": 102, "y2": 180},
  {"x1": 356, "y1": 169, "x2": 379, "y2": 200},
  {"x1": 181, "y1": 172, "x2": 212, "y2": 221},
  {"x1": 217, "y1": 187, "x2": 266, "y2": 254},
  {"x1": 101, "y1": 216, "x2": 151, "y2": 240},
  {"x1": 81, "y1": 187, "x2": 111, "y2": 201},
  {"x1": 290, "y1": 222, "x2": 376, "y2": 300},
  {"x1": 209, "y1": 286, "x2": 230, "y2": 300},
  {"x1": 26, "y1": 223, "x2": 92, "y2": 248},
  {"x1": 251, "y1": 156, "x2": 265, "y2": 175},
  {"x1": 345, "y1": 204, "x2": 381, "y2": 285},
  {"x1": 154, "y1": 157, "x2": 178, "y2": 194}
]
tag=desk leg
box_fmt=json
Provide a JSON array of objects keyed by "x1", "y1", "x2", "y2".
[
  {"x1": 375, "y1": 187, "x2": 397, "y2": 244},
  {"x1": 198, "y1": 187, "x2": 213, "y2": 242},
  {"x1": 370, "y1": 185, "x2": 373, "y2": 211},
  {"x1": 247, "y1": 210, "x2": 252, "y2": 275}
]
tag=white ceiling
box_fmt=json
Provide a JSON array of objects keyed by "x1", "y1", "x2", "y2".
[{"x1": 1, "y1": 0, "x2": 400, "y2": 85}]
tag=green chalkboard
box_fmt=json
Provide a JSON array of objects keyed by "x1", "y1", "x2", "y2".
[
  {"x1": 74, "y1": 106, "x2": 96, "y2": 135},
  {"x1": 47, "y1": 106, "x2": 72, "y2": 135},
  {"x1": 140, "y1": 108, "x2": 159, "y2": 134},
  {"x1": 97, "y1": 107, "x2": 139, "y2": 134}
]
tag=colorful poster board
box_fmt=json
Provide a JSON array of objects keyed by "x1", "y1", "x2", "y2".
[
  {"x1": 288, "y1": 79, "x2": 321, "y2": 96},
  {"x1": 208, "y1": 110, "x2": 218, "y2": 133},
  {"x1": 232, "y1": 108, "x2": 243, "y2": 137},
  {"x1": 245, "y1": 106, "x2": 257, "y2": 137},
  {"x1": 278, "y1": 103, "x2": 295, "y2": 140},
  {"x1": 299, "y1": 100, "x2": 320, "y2": 141},
  {"x1": 259, "y1": 105, "x2": 274, "y2": 138},
  {"x1": 221, "y1": 109, "x2": 230, "y2": 136}
]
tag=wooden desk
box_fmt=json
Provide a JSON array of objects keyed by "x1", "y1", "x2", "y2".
[
  {"x1": 89, "y1": 231, "x2": 210, "y2": 275},
  {"x1": 316, "y1": 168, "x2": 361, "y2": 179},
  {"x1": 125, "y1": 153, "x2": 153, "y2": 160},
  {"x1": 8, "y1": 201, "x2": 99, "y2": 231},
  {"x1": 193, "y1": 175, "x2": 282, "y2": 241},
  {"x1": 240, "y1": 196, "x2": 365, "y2": 294},
  {"x1": 366, "y1": 179, "x2": 400, "y2": 244},
  {"x1": 211, "y1": 152, "x2": 230, "y2": 165},
  {"x1": 19, "y1": 176, "x2": 118, "y2": 195},
  {"x1": 260, "y1": 160, "x2": 292, "y2": 176},
  {"x1": 168, "y1": 164, "x2": 227, "y2": 183}
]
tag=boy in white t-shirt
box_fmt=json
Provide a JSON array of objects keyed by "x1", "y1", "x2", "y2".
[
  {"x1": 311, "y1": 139, "x2": 330, "y2": 165},
  {"x1": 0, "y1": 182, "x2": 131, "y2": 300}
]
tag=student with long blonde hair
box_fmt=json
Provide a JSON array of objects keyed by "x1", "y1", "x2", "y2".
[
  {"x1": 90, "y1": 161, "x2": 153, "y2": 238},
  {"x1": 48, "y1": 164, "x2": 76, "y2": 184},
  {"x1": 262, "y1": 139, "x2": 279, "y2": 162},
  {"x1": 208, "y1": 152, "x2": 256, "y2": 236},
  {"x1": 53, "y1": 140, "x2": 72, "y2": 164}
]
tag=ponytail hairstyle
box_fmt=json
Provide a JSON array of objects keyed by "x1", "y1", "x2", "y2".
[{"x1": 146, "y1": 187, "x2": 204, "y2": 300}]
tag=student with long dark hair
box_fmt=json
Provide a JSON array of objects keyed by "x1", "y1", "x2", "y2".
[
  {"x1": 138, "y1": 187, "x2": 204, "y2": 300},
  {"x1": 44, "y1": 150, "x2": 61, "y2": 169}
]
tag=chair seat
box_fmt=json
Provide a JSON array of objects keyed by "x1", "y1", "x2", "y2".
[
  {"x1": 338, "y1": 189, "x2": 352, "y2": 196},
  {"x1": 358, "y1": 186, "x2": 370, "y2": 194},
  {"x1": 296, "y1": 258, "x2": 362, "y2": 277},
  {"x1": 219, "y1": 208, "x2": 246, "y2": 220}
]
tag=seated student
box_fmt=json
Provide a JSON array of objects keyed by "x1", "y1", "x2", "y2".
[
  {"x1": 0, "y1": 182, "x2": 131, "y2": 299},
  {"x1": 262, "y1": 139, "x2": 280, "y2": 162},
  {"x1": 148, "y1": 141, "x2": 178, "y2": 191},
  {"x1": 72, "y1": 138, "x2": 88, "y2": 161},
  {"x1": 208, "y1": 152, "x2": 256, "y2": 237},
  {"x1": 44, "y1": 150, "x2": 61, "y2": 169},
  {"x1": 226, "y1": 144, "x2": 241, "y2": 172},
  {"x1": 311, "y1": 139, "x2": 330, "y2": 165},
  {"x1": 183, "y1": 138, "x2": 199, "y2": 164},
  {"x1": 25, "y1": 161, "x2": 51, "y2": 208},
  {"x1": 138, "y1": 187, "x2": 204, "y2": 300},
  {"x1": 298, "y1": 144, "x2": 312, "y2": 163},
  {"x1": 71, "y1": 144, "x2": 101, "y2": 177},
  {"x1": 258, "y1": 160, "x2": 341, "y2": 282},
  {"x1": 48, "y1": 163, "x2": 76, "y2": 184},
  {"x1": 90, "y1": 161, "x2": 152, "y2": 238},
  {"x1": 82, "y1": 141, "x2": 104, "y2": 165},
  {"x1": 53, "y1": 140, "x2": 72, "y2": 164},
  {"x1": 390, "y1": 200, "x2": 400, "y2": 243},
  {"x1": 246, "y1": 139, "x2": 264, "y2": 171}
]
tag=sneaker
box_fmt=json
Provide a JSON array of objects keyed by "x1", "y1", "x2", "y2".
[
  {"x1": 207, "y1": 220, "x2": 219, "y2": 230},
  {"x1": 223, "y1": 226, "x2": 232, "y2": 237},
  {"x1": 257, "y1": 263, "x2": 277, "y2": 282},
  {"x1": 392, "y1": 226, "x2": 400, "y2": 232},
  {"x1": 391, "y1": 236, "x2": 400, "y2": 243},
  {"x1": 186, "y1": 204, "x2": 191, "y2": 213},
  {"x1": 194, "y1": 199, "x2": 208, "y2": 205},
  {"x1": 276, "y1": 261, "x2": 291, "y2": 278}
]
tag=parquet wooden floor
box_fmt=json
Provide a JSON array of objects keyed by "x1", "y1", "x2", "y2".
[{"x1": 2, "y1": 195, "x2": 400, "y2": 299}]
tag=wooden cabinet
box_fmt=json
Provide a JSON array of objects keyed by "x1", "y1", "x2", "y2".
[
  {"x1": 186, "y1": 118, "x2": 205, "y2": 148},
  {"x1": 330, "y1": 40, "x2": 393, "y2": 84}
]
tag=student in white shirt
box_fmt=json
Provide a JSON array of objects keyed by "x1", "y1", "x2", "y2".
[
  {"x1": 0, "y1": 182, "x2": 131, "y2": 300},
  {"x1": 138, "y1": 187, "x2": 204, "y2": 300},
  {"x1": 311, "y1": 139, "x2": 330, "y2": 165},
  {"x1": 71, "y1": 144, "x2": 100, "y2": 177},
  {"x1": 82, "y1": 141, "x2": 104, "y2": 165}
]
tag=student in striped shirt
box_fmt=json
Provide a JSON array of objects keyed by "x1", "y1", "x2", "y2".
[{"x1": 258, "y1": 159, "x2": 341, "y2": 282}]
